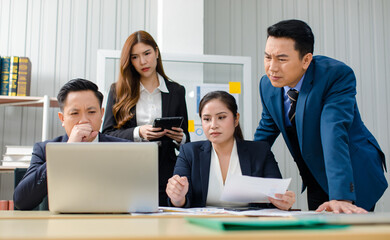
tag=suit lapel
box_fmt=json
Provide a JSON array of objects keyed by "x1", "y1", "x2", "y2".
[
  {"x1": 236, "y1": 140, "x2": 251, "y2": 175},
  {"x1": 269, "y1": 88, "x2": 285, "y2": 131},
  {"x1": 199, "y1": 141, "x2": 212, "y2": 204},
  {"x1": 296, "y1": 63, "x2": 314, "y2": 149},
  {"x1": 62, "y1": 134, "x2": 69, "y2": 142},
  {"x1": 161, "y1": 79, "x2": 171, "y2": 117},
  {"x1": 269, "y1": 88, "x2": 292, "y2": 146}
]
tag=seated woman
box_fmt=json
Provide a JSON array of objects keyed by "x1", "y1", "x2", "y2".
[{"x1": 166, "y1": 91, "x2": 295, "y2": 210}]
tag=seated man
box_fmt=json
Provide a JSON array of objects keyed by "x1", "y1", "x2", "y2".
[{"x1": 14, "y1": 78, "x2": 128, "y2": 210}]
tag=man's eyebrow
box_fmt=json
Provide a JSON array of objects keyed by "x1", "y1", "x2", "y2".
[
  {"x1": 68, "y1": 108, "x2": 79, "y2": 112},
  {"x1": 264, "y1": 52, "x2": 289, "y2": 58}
]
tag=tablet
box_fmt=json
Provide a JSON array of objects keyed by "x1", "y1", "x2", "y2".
[{"x1": 153, "y1": 117, "x2": 184, "y2": 130}]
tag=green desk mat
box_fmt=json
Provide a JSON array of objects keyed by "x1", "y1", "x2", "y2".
[{"x1": 186, "y1": 217, "x2": 349, "y2": 231}]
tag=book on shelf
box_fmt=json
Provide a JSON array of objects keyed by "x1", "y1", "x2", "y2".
[
  {"x1": 0, "y1": 56, "x2": 11, "y2": 95},
  {"x1": 2, "y1": 154, "x2": 32, "y2": 162},
  {"x1": 0, "y1": 200, "x2": 9, "y2": 210},
  {"x1": 16, "y1": 57, "x2": 31, "y2": 96},
  {"x1": 4, "y1": 145, "x2": 33, "y2": 155},
  {"x1": 0, "y1": 200, "x2": 14, "y2": 211},
  {"x1": 8, "y1": 200, "x2": 14, "y2": 210},
  {"x1": 2, "y1": 154, "x2": 32, "y2": 167},
  {"x1": 1, "y1": 145, "x2": 33, "y2": 167},
  {"x1": 8, "y1": 56, "x2": 19, "y2": 96},
  {"x1": 0, "y1": 56, "x2": 32, "y2": 96},
  {"x1": 1, "y1": 160, "x2": 30, "y2": 167}
]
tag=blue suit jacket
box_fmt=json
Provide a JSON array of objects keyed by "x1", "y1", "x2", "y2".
[
  {"x1": 13, "y1": 133, "x2": 128, "y2": 210},
  {"x1": 254, "y1": 55, "x2": 387, "y2": 210},
  {"x1": 172, "y1": 140, "x2": 282, "y2": 208}
]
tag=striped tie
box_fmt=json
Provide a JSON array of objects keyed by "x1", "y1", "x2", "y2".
[{"x1": 287, "y1": 89, "x2": 299, "y2": 124}]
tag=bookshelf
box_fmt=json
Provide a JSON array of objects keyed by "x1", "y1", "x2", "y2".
[{"x1": 0, "y1": 95, "x2": 58, "y2": 141}]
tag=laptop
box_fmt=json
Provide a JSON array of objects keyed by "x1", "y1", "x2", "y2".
[{"x1": 46, "y1": 142, "x2": 159, "y2": 213}]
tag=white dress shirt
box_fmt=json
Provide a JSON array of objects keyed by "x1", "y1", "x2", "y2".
[
  {"x1": 133, "y1": 74, "x2": 186, "y2": 145},
  {"x1": 206, "y1": 139, "x2": 247, "y2": 207}
]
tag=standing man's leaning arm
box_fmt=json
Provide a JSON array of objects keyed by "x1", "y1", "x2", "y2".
[{"x1": 254, "y1": 76, "x2": 281, "y2": 145}]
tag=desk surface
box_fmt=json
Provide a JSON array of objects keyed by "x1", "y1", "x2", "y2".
[{"x1": 0, "y1": 211, "x2": 389, "y2": 240}]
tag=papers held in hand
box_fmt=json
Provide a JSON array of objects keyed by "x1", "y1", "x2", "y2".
[{"x1": 220, "y1": 175, "x2": 291, "y2": 203}]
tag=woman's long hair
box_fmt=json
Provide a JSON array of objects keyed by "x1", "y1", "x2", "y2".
[
  {"x1": 113, "y1": 30, "x2": 169, "y2": 128},
  {"x1": 198, "y1": 91, "x2": 244, "y2": 140}
]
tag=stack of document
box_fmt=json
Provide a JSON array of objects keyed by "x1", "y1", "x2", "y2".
[{"x1": 1, "y1": 145, "x2": 32, "y2": 167}]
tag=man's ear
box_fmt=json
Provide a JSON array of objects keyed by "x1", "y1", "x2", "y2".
[
  {"x1": 302, "y1": 53, "x2": 313, "y2": 70},
  {"x1": 58, "y1": 112, "x2": 65, "y2": 127},
  {"x1": 100, "y1": 107, "x2": 105, "y2": 119}
]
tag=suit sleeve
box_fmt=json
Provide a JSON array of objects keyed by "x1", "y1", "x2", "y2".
[
  {"x1": 13, "y1": 142, "x2": 48, "y2": 210},
  {"x1": 262, "y1": 144, "x2": 282, "y2": 179},
  {"x1": 320, "y1": 65, "x2": 357, "y2": 202},
  {"x1": 169, "y1": 144, "x2": 193, "y2": 208},
  {"x1": 254, "y1": 76, "x2": 280, "y2": 145},
  {"x1": 102, "y1": 84, "x2": 136, "y2": 141},
  {"x1": 177, "y1": 85, "x2": 190, "y2": 144}
]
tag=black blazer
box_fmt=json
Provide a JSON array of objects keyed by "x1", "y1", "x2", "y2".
[
  {"x1": 13, "y1": 133, "x2": 128, "y2": 210},
  {"x1": 172, "y1": 140, "x2": 282, "y2": 208},
  {"x1": 102, "y1": 79, "x2": 190, "y2": 203}
]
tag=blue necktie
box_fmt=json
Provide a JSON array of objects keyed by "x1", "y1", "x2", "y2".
[{"x1": 287, "y1": 89, "x2": 299, "y2": 124}]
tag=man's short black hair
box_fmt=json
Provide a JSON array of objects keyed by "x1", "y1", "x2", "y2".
[
  {"x1": 267, "y1": 19, "x2": 314, "y2": 59},
  {"x1": 57, "y1": 78, "x2": 103, "y2": 111}
]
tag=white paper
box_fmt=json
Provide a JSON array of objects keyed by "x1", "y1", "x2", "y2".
[{"x1": 220, "y1": 175, "x2": 291, "y2": 203}]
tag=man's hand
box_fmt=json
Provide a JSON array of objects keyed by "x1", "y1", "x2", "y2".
[
  {"x1": 139, "y1": 125, "x2": 166, "y2": 140},
  {"x1": 67, "y1": 123, "x2": 98, "y2": 142},
  {"x1": 316, "y1": 200, "x2": 368, "y2": 214},
  {"x1": 268, "y1": 190, "x2": 296, "y2": 211},
  {"x1": 166, "y1": 175, "x2": 189, "y2": 207}
]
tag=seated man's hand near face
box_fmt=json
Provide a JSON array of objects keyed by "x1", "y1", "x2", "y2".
[{"x1": 67, "y1": 123, "x2": 99, "y2": 142}]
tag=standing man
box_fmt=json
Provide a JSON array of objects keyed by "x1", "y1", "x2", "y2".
[
  {"x1": 254, "y1": 19, "x2": 387, "y2": 213},
  {"x1": 14, "y1": 78, "x2": 128, "y2": 210}
]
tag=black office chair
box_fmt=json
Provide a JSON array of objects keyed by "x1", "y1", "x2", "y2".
[{"x1": 14, "y1": 168, "x2": 48, "y2": 210}]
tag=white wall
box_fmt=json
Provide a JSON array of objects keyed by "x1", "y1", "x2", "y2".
[
  {"x1": 204, "y1": 0, "x2": 390, "y2": 211},
  {"x1": 158, "y1": 0, "x2": 203, "y2": 54}
]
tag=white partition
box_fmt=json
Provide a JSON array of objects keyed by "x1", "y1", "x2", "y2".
[{"x1": 96, "y1": 49, "x2": 252, "y2": 140}]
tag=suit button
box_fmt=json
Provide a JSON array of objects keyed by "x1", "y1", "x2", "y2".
[{"x1": 350, "y1": 183, "x2": 354, "y2": 192}]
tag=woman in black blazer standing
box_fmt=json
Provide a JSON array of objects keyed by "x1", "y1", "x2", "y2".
[
  {"x1": 102, "y1": 30, "x2": 190, "y2": 206},
  {"x1": 166, "y1": 91, "x2": 295, "y2": 210}
]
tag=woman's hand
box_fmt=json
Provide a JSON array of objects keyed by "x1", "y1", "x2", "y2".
[
  {"x1": 165, "y1": 127, "x2": 184, "y2": 142},
  {"x1": 268, "y1": 190, "x2": 296, "y2": 211},
  {"x1": 166, "y1": 175, "x2": 189, "y2": 207},
  {"x1": 139, "y1": 125, "x2": 166, "y2": 140}
]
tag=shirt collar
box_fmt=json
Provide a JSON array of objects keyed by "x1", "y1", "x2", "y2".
[
  {"x1": 139, "y1": 74, "x2": 169, "y2": 94},
  {"x1": 283, "y1": 73, "x2": 305, "y2": 93}
]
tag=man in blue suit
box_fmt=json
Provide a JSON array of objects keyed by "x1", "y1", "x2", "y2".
[
  {"x1": 13, "y1": 78, "x2": 128, "y2": 210},
  {"x1": 254, "y1": 19, "x2": 387, "y2": 213}
]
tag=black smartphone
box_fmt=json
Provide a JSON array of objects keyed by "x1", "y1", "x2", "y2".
[{"x1": 152, "y1": 116, "x2": 184, "y2": 130}]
